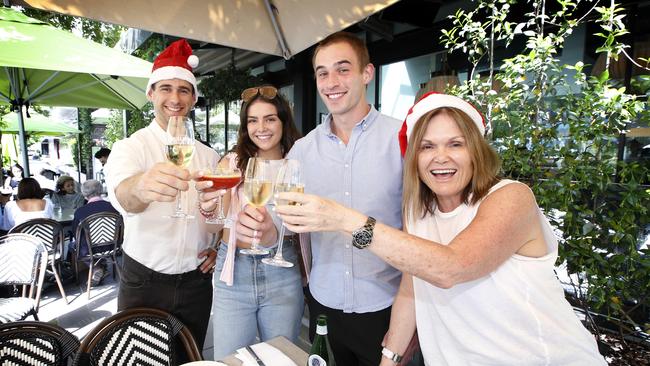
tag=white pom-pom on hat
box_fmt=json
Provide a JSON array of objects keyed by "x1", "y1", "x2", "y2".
[{"x1": 187, "y1": 54, "x2": 199, "y2": 68}]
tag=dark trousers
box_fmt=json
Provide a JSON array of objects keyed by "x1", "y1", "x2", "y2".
[
  {"x1": 118, "y1": 253, "x2": 213, "y2": 351},
  {"x1": 306, "y1": 287, "x2": 391, "y2": 366}
]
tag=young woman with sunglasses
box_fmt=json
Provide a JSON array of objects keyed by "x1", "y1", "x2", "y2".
[{"x1": 199, "y1": 85, "x2": 303, "y2": 360}]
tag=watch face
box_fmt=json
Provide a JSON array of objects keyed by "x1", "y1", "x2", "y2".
[
  {"x1": 353, "y1": 216, "x2": 376, "y2": 249},
  {"x1": 356, "y1": 230, "x2": 372, "y2": 246}
]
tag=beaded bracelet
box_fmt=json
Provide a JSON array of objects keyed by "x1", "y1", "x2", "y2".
[{"x1": 197, "y1": 201, "x2": 218, "y2": 219}]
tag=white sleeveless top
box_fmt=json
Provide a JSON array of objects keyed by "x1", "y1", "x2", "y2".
[{"x1": 408, "y1": 180, "x2": 605, "y2": 366}]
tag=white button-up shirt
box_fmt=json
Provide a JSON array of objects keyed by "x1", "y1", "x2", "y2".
[{"x1": 105, "y1": 121, "x2": 219, "y2": 274}]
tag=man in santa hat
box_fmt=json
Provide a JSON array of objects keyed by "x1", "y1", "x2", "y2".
[{"x1": 105, "y1": 39, "x2": 221, "y2": 355}]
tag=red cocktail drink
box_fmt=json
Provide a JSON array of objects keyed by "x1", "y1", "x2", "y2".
[{"x1": 198, "y1": 174, "x2": 241, "y2": 191}]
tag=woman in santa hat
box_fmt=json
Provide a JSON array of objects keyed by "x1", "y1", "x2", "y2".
[{"x1": 274, "y1": 92, "x2": 606, "y2": 365}]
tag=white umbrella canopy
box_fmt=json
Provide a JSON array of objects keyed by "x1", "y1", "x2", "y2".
[{"x1": 12, "y1": 0, "x2": 400, "y2": 58}]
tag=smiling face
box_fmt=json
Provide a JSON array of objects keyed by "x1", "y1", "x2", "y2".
[
  {"x1": 246, "y1": 100, "x2": 283, "y2": 159},
  {"x1": 313, "y1": 41, "x2": 374, "y2": 123},
  {"x1": 11, "y1": 166, "x2": 23, "y2": 178},
  {"x1": 147, "y1": 78, "x2": 195, "y2": 129},
  {"x1": 417, "y1": 111, "x2": 473, "y2": 212},
  {"x1": 62, "y1": 180, "x2": 75, "y2": 194}
]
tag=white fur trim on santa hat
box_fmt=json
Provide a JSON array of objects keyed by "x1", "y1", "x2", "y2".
[
  {"x1": 146, "y1": 66, "x2": 198, "y2": 103},
  {"x1": 405, "y1": 92, "x2": 485, "y2": 142}
]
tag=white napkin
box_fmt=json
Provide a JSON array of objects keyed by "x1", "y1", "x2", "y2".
[
  {"x1": 235, "y1": 342, "x2": 297, "y2": 366},
  {"x1": 179, "y1": 361, "x2": 227, "y2": 366}
]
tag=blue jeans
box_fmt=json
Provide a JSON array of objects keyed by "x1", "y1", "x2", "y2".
[{"x1": 212, "y1": 237, "x2": 304, "y2": 360}]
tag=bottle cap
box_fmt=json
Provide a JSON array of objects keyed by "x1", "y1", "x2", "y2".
[{"x1": 316, "y1": 314, "x2": 328, "y2": 335}]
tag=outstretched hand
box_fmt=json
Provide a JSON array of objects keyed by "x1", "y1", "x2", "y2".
[
  {"x1": 134, "y1": 162, "x2": 191, "y2": 204},
  {"x1": 192, "y1": 170, "x2": 227, "y2": 212},
  {"x1": 274, "y1": 192, "x2": 366, "y2": 234}
]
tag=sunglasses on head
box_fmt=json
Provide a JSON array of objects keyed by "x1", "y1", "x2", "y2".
[{"x1": 241, "y1": 86, "x2": 278, "y2": 103}]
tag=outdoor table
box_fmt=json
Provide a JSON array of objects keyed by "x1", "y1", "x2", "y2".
[
  {"x1": 52, "y1": 208, "x2": 75, "y2": 226},
  {"x1": 220, "y1": 336, "x2": 308, "y2": 365}
]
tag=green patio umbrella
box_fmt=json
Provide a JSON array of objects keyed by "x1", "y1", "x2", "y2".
[
  {"x1": 1, "y1": 112, "x2": 80, "y2": 135},
  {"x1": 0, "y1": 7, "x2": 152, "y2": 175}
]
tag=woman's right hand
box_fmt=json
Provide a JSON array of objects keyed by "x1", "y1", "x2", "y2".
[
  {"x1": 235, "y1": 204, "x2": 278, "y2": 247},
  {"x1": 193, "y1": 170, "x2": 226, "y2": 212}
]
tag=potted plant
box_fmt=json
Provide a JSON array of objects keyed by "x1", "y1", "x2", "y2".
[{"x1": 441, "y1": 0, "x2": 649, "y2": 363}]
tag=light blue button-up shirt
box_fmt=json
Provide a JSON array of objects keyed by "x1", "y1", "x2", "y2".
[{"x1": 287, "y1": 106, "x2": 403, "y2": 313}]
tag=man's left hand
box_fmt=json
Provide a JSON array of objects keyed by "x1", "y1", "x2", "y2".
[{"x1": 198, "y1": 247, "x2": 218, "y2": 273}]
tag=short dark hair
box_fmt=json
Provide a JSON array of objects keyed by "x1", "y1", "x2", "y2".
[
  {"x1": 17, "y1": 178, "x2": 44, "y2": 200},
  {"x1": 312, "y1": 31, "x2": 370, "y2": 71},
  {"x1": 150, "y1": 81, "x2": 196, "y2": 95},
  {"x1": 94, "y1": 147, "x2": 111, "y2": 159}
]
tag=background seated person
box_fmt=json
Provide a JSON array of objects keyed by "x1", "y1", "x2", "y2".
[
  {"x1": 9, "y1": 163, "x2": 24, "y2": 190},
  {"x1": 1, "y1": 178, "x2": 53, "y2": 230},
  {"x1": 69, "y1": 179, "x2": 119, "y2": 286},
  {"x1": 51, "y1": 175, "x2": 84, "y2": 210}
]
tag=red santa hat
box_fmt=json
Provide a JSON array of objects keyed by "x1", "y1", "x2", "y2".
[
  {"x1": 398, "y1": 92, "x2": 485, "y2": 156},
  {"x1": 146, "y1": 39, "x2": 200, "y2": 103}
]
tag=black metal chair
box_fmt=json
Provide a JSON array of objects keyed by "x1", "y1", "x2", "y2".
[
  {"x1": 73, "y1": 307, "x2": 203, "y2": 365},
  {"x1": 9, "y1": 218, "x2": 69, "y2": 304},
  {"x1": 0, "y1": 234, "x2": 48, "y2": 323},
  {"x1": 72, "y1": 212, "x2": 123, "y2": 299},
  {"x1": 0, "y1": 320, "x2": 80, "y2": 365}
]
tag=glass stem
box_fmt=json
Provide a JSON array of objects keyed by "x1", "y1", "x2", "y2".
[
  {"x1": 274, "y1": 223, "x2": 286, "y2": 259},
  {"x1": 217, "y1": 196, "x2": 226, "y2": 220},
  {"x1": 251, "y1": 235, "x2": 259, "y2": 251},
  {"x1": 175, "y1": 191, "x2": 183, "y2": 213}
]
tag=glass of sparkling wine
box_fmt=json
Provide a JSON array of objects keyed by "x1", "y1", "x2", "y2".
[
  {"x1": 197, "y1": 165, "x2": 241, "y2": 225},
  {"x1": 262, "y1": 159, "x2": 303, "y2": 268},
  {"x1": 240, "y1": 157, "x2": 273, "y2": 255},
  {"x1": 164, "y1": 116, "x2": 195, "y2": 219}
]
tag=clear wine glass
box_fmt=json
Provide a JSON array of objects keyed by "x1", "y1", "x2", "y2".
[
  {"x1": 240, "y1": 157, "x2": 273, "y2": 255},
  {"x1": 198, "y1": 164, "x2": 241, "y2": 225},
  {"x1": 262, "y1": 159, "x2": 302, "y2": 268},
  {"x1": 164, "y1": 116, "x2": 195, "y2": 219}
]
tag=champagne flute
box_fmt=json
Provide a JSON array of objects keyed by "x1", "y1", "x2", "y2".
[
  {"x1": 240, "y1": 157, "x2": 273, "y2": 255},
  {"x1": 262, "y1": 159, "x2": 302, "y2": 267},
  {"x1": 164, "y1": 116, "x2": 195, "y2": 219},
  {"x1": 197, "y1": 164, "x2": 241, "y2": 225}
]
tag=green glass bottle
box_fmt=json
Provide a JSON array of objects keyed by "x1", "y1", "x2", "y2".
[{"x1": 307, "y1": 314, "x2": 336, "y2": 366}]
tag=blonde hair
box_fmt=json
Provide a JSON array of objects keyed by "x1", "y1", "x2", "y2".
[{"x1": 402, "y1": 108, "x2": 501, "y2": 224}]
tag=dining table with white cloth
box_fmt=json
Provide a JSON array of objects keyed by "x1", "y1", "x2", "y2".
[{"x1": 182, "y1": 336, "x2": 308, "y2": 366}]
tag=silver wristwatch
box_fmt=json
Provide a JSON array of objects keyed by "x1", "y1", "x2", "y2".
[{"x1": 351, "y1": 216, "x2": 376, "y2": 249}]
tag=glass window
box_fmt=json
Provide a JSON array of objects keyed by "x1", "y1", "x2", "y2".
[
  {"x1": 194, "y1": 106, "x2": 208, "y2": 143},
  {"x1": 206, "y1": 101, "x2": 240, "y2": 156},
  {"x1": 378, "y1": 52, "x2": 444, "y2": 120}
]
